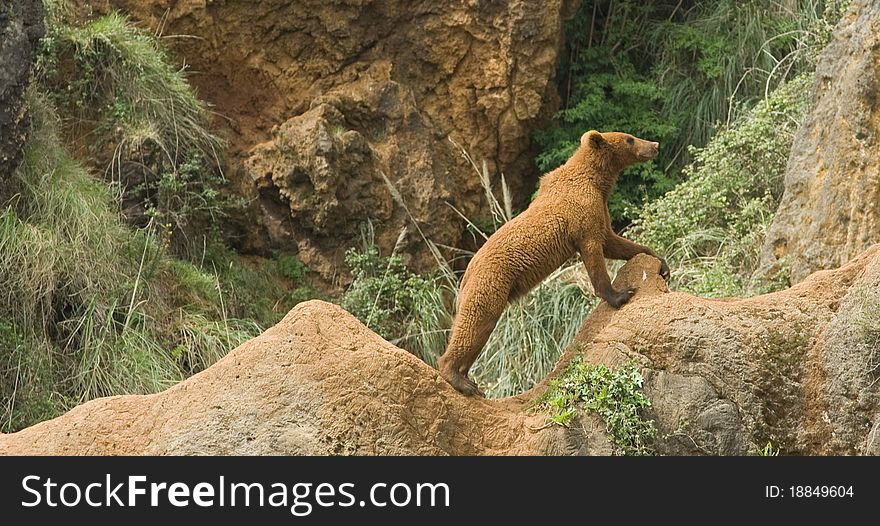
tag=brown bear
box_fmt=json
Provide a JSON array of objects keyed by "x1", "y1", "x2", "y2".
[{"x1": 437, "y1": 130, "x2": 669, "y2": 396}]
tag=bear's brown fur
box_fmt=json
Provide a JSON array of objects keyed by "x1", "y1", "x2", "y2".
[{"x1": 438, "y1": 130, "x2": 669, "y2": 395}]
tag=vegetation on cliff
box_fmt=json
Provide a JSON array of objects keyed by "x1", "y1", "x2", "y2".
[
  {"x1": 0, "y1": 9, "x2": 304, "y2": 431},
  {"x1": 630, "y1": 74, "x2": 811, "y2": 296},
  {"x1": 536, "y1": 0, "x2": 847, "y2": 221}
]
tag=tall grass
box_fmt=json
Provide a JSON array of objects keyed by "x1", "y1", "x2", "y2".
[
  {"x1": 471, "y1": 272, "x2": 596, "y2": 398},
  {"x1": 0, "y1": 92, "x2": 260, "y2": 432},
  {"x1": 40, "y1": 10, "x2": 220, "y2": 160},
  {"x1": 0, "y1": 8, "x2": 286, "y2": 431},
  {"x1": 652, "y1": 0, "x2": 834, "y2": 153},
  {"x1": 0, "y1": 92, "x2": 139, "y2": 335}
]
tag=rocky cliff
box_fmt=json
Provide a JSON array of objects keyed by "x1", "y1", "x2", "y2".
[
  {"x1": 3, "y1": 247, "x2": 878, "y2": 456},
  {"x1": 77, "y1": 0, "x2": 577, "y2": 280},
  {"x1": 0, "y1": 0, "x2": 44, "y2": 187},
  {"x1": 757, "y1": 0, "x2": 880, "y2": 284}
]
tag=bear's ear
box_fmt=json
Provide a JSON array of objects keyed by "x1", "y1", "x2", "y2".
[{"x1": 581, "y1": 130, "x2": 604, "y2": 147}]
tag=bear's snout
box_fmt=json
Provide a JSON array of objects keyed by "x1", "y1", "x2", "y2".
[{"x1": 639, "y1": 141, "x2": 659, "y2": 160}]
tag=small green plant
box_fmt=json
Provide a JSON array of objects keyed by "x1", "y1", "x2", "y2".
[
  {"x1": 137, "y1": 152, "x2": 230, "y2": 240},
  {"x1": 278, "y1": 255, "x2": 309, "y2": 284},
  {"x1": 199, "y1": 241, "x2": 308, "y2": 326},
  {"x1": 538, "y1": 356, "x2": 656, "y2": 455},
  {"x1": 277, "y1": 254, "x2": 320, "y2": 307},
  {"x1": 341, "y1": 235, "x2": 449, "y2": 366},
  {"x1": 757, "y1": 441, "x2": 780, "y2": 456}
]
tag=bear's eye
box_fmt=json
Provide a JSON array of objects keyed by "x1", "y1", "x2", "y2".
[{"x1": 626, "y1": 137, "x2": 634, "y2": 145}]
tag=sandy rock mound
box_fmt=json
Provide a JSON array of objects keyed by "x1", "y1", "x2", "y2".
[
  {"x1": 3, "y1": 246, "x2": 879, "y2": 456},
  {"x1": 758, "y1": 0, "x2": 880, "y2": 283},
  {"x1": 0, "y1": 303, "x2": 606, "y2": 455},
  {"x1": 555, "y1": 247, "x2": 880, "y2": 455}
]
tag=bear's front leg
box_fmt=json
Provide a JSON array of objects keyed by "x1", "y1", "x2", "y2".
[
  {"x1": 580, "y1": 240, "x2": 636, "y2": 308},
  {"x1": 602, "y1": 232, "x2": 670, "y2": 280}
]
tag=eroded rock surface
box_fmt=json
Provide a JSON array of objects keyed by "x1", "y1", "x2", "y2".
[
  {"x1": 758, "y1": 0, "x2": 880, "y2": 284},
  {"x1": 79, "y1": 0, "x2": 577, "y2": 279},
  {"x1": 0, "y1": 0, "x2": 44, "y2": 186}
]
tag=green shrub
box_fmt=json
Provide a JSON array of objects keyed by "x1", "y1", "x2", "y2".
[
  {"x1": 279, "y1": 255, "x2": 309, "y2": 284},
  {"x1": 342, "y1": 242, "x2": 449, "y2": 366},
  {"x1": 538, "y1": 357, "x2": 656, "y2": 455},
  {"x1": 276, "y1": 254, "x2": 322, "y2": 308},
  {"x1": 199, "y1": 243, "x2": 319, "y2": 327},
  {"x1": 629, "y1": 74, "x2": 812, "y2": 296},
  {"x1": 535, "y1": 29, "x2": 678, "y2": 219}
]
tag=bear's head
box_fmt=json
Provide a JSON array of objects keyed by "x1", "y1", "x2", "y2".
[{"x1": 580, "y1": 130, "x2": 659, "y2": 170}]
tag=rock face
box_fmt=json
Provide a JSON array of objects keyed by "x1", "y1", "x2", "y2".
[
  {"x1": 244, "y1": 62, "x2": 464, "y2": 275},
  {"x1": 79, "y1": 0, "x2": 577, "y2": 280},
  {"x1": 757, "y1": 0, "x2": 880, "y2": 284},
  {"x1": 568, "y1": 248, "x2": 880, "y2": 455},
  {"x1": 0, "y1": 0, "x2": 44, "y2": 186},
  {"x1": 3, "y1": 246, "x2": 879, "y2": 456}
]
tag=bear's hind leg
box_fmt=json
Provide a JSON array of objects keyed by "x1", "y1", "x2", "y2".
[
  {"x1": 437, "y1": 356, "x2": 482, "y2": 396},
  {"x1": 438, "y1": 288, "x2": 507, "y2": 396}
]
